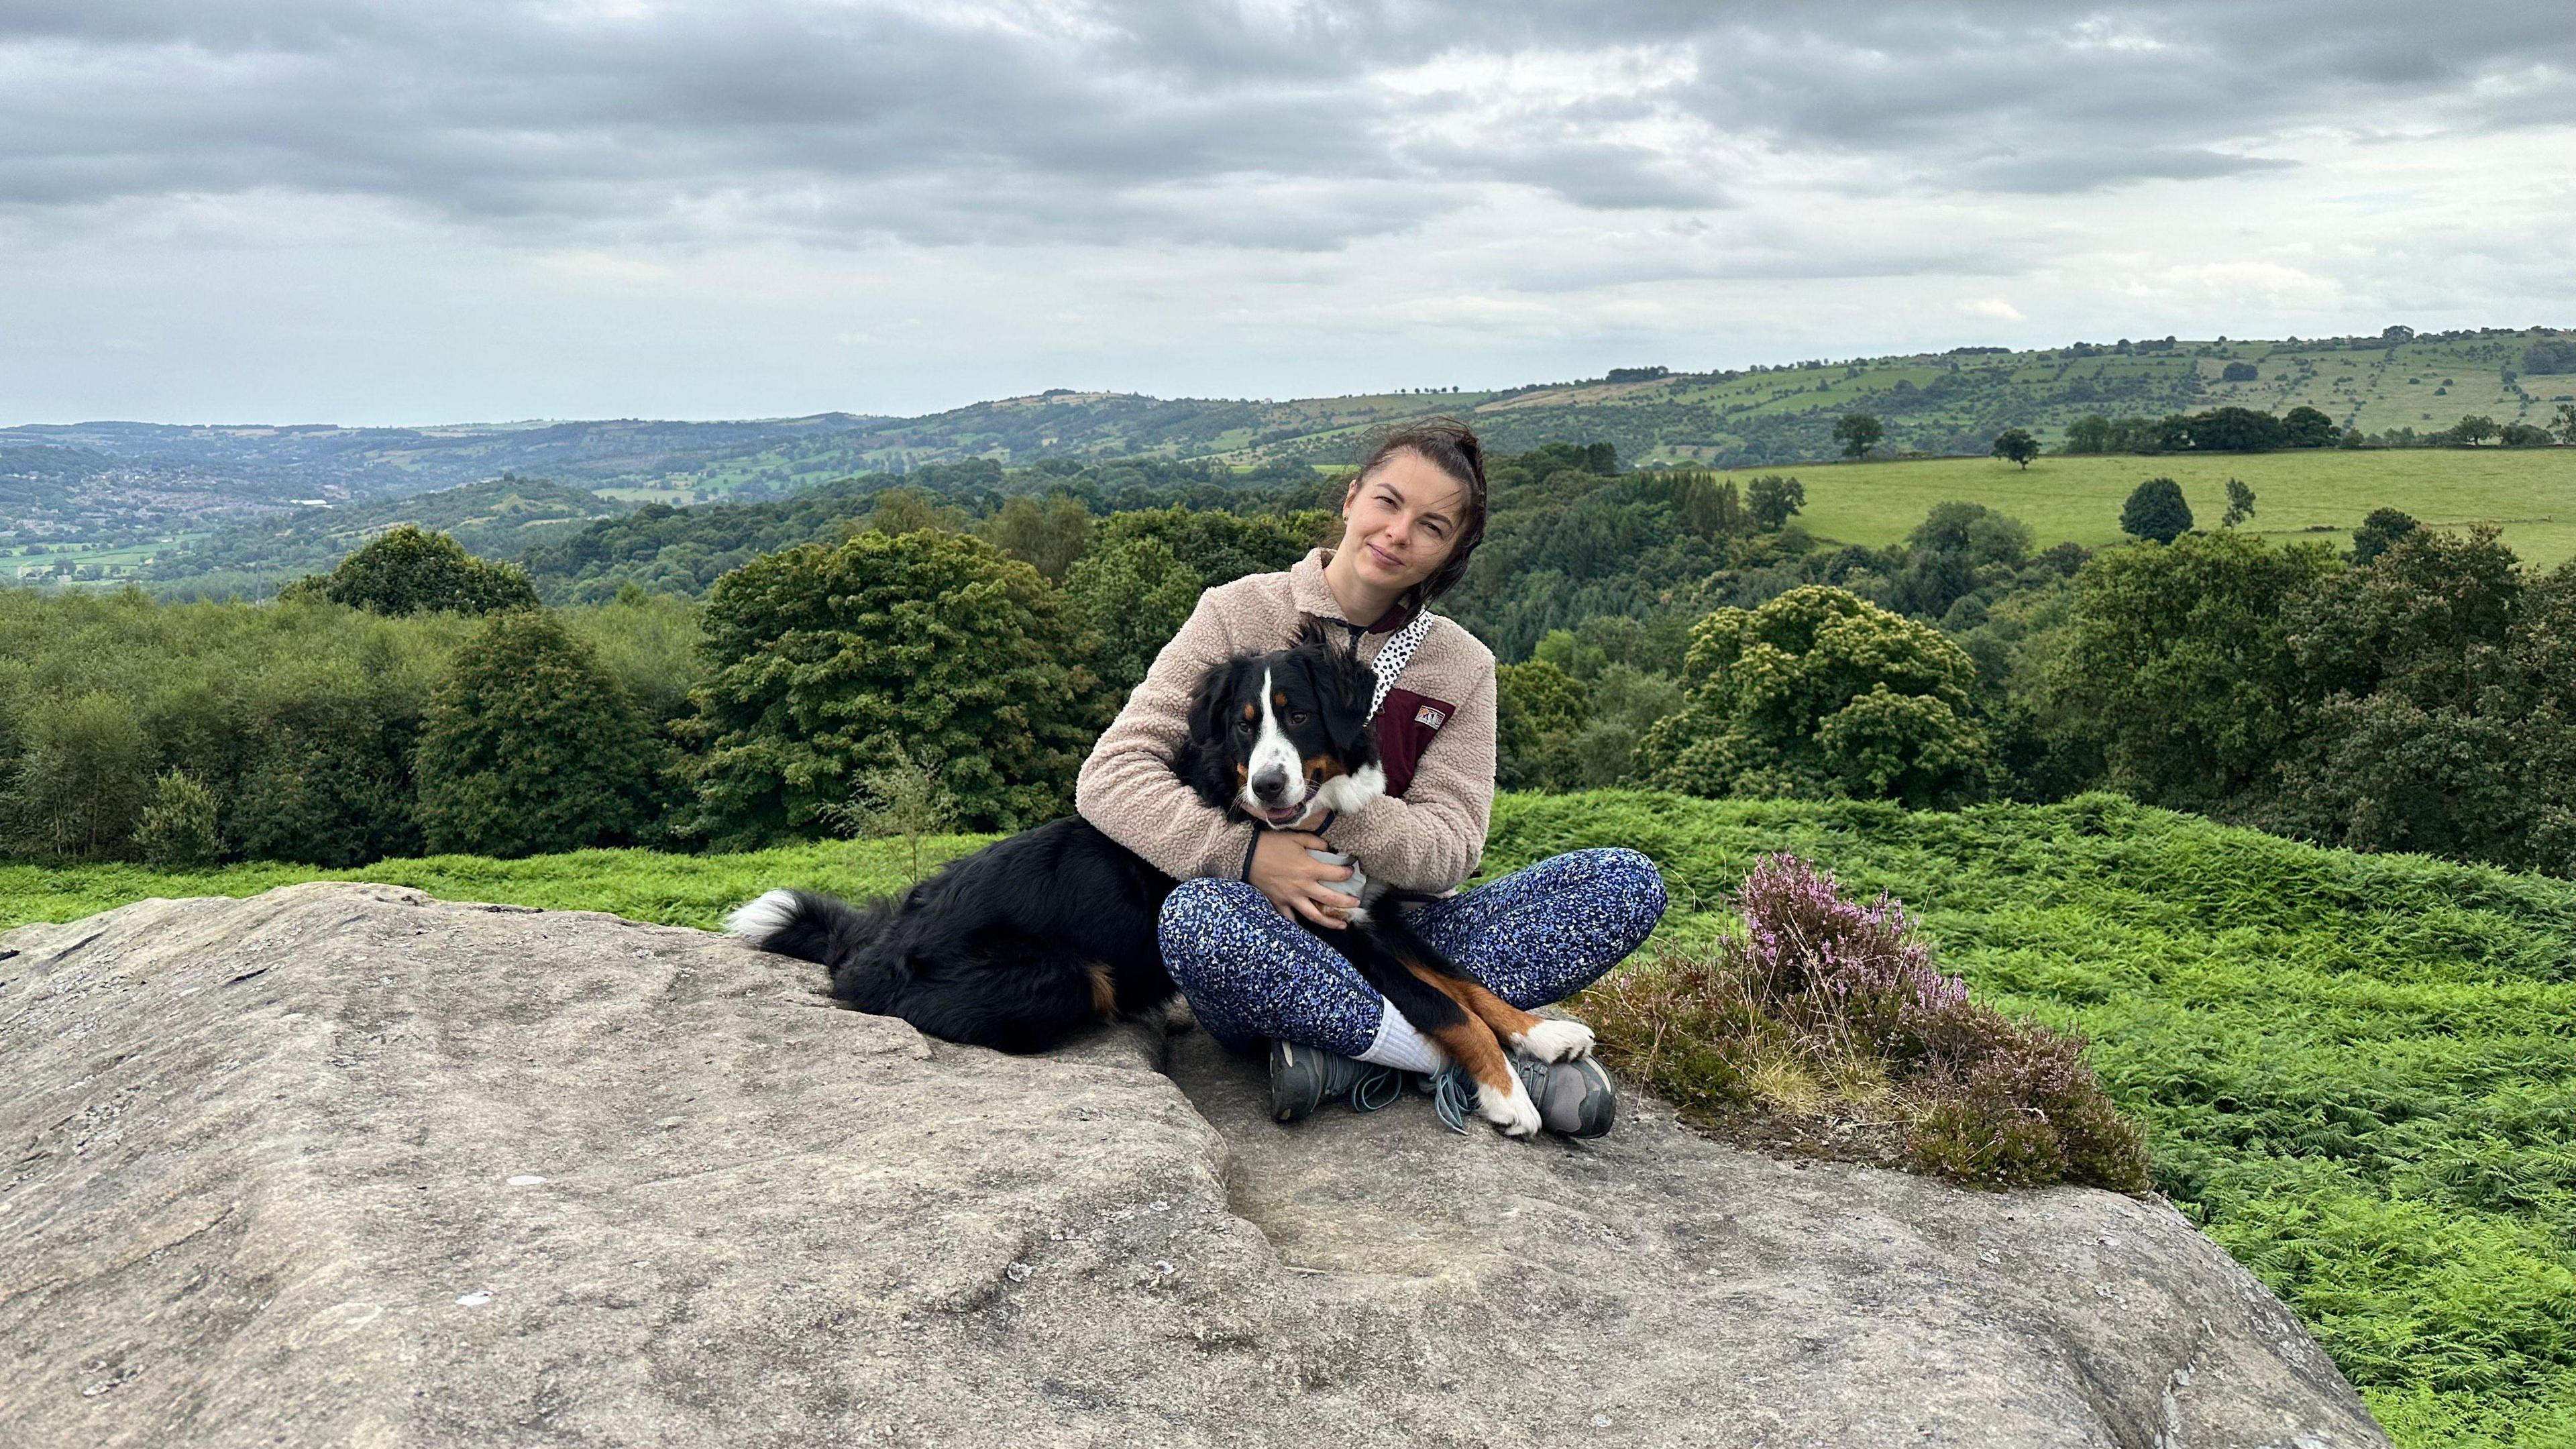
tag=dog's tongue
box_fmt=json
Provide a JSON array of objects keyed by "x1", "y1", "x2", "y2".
[{"x1": 1263, "y1": 803, "x2": 1305, "y2": 826}]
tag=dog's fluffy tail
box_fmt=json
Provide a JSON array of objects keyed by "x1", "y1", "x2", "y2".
[{"x1": 724, "y1": 887, "x2": 906, "y2": 1012}]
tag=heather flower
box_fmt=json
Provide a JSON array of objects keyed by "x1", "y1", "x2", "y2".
[
  {"x1": 1731, "y1": 852, "x2": 1970, "y2": 1036},
  {"x1": 1576, "y1": 849, "x2": 2149, "y2": 1195}
]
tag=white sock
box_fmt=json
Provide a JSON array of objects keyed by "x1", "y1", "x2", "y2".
[{"x1": 1355, "y1": 998, "x2": 1446, "y2": 1073}]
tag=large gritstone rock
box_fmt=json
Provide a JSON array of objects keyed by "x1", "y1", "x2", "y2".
[{"x1": 0, "y1": 881, "x2": 2385, "y2": 1446}]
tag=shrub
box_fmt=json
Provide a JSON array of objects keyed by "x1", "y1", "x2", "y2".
[
  {"x1": 1576, "y1": 851, "x2": 2149, "y2": 1193},
  {"x1": 812, "y1": 747, "x2": 960, "y2": 885},
  {"x1": 134, "y1": 768, "x2": 221, "y2": 867},
  {"x1": 414, "y1": 610, "x2": 665, "y2": 857}
]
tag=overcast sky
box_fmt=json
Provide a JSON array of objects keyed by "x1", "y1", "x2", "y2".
[{"x1": 4, "y1": 1, "x2": 2569, "y2": 425}]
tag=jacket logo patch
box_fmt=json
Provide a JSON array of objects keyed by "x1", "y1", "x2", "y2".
[{"x1": 1414, "y1": 705, "x2": 1447, "y2": 729}]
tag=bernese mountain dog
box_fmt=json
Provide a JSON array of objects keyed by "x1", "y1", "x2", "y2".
[{"x1": 724, "y1": 619, "x2": 1593, "y2": 1136}]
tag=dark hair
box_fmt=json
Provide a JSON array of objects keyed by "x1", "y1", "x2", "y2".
[{"x1": 1346, "y1": 416, "x2": 1489, "y2": 616}]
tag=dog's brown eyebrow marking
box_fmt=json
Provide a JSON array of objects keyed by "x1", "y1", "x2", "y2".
[
  {"x1": 1241, "y1": 702, "x2": 1257, "y2": 722},
  {"x1": 1273, "y1": 690, "x2": 1288, "y2": 708}
]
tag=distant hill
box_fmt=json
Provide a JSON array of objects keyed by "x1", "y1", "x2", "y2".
[
  {"x1": 138, "y1": 474, "x2": 626, "y2": 600},
  {"x1": 5, "y1": 325, "x2": 2568, "y2": 552}
]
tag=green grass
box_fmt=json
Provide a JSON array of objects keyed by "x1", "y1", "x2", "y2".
[
  {"x1": 9, "y1": 790, "x2": 2576, "y2": 1444},
  {"x1": 0, "y1": 836, "x2": 990, "y2": 936},
  {"x1": 1720, "y1": 447, "x2": 2576, "y2": 569}
]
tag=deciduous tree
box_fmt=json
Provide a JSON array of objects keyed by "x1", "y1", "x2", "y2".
[
  {"x1": 1632, "y1": 586, "x2": 1991, "y2": 807},
  {"x1": 1747, "y1": 473, "x2": 1806, "y2": 531},
  {"x1": 279, "y1": 525, "x2": 539, "y2": 617},
  {"x1": 415, "y1": 609, "x2": 663, "y2": 857},
  {"x1": 2118, "y1": 478, "x2": 2193, "y2": 543},
  {"x1": 2351, "y1": 508, "x2": 2419, "y2": 565},
  {"x1": 674, "y1": 530, "x2": 1095, "y2": 847},
  {"x1": 1832, "y1": 413, "x2": 1884, "y2": 461},
  {"x1": 2222, "y1": 478, "x2": 2257, "y2": 529}
]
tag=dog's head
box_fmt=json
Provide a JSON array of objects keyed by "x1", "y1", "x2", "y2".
[{"x1": 1183, "y1": 619, "x2": 1381, "y2": 828}]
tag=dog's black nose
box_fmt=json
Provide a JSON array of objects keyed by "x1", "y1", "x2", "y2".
[{"x1": 1250, "y1": 769, "x2": 1290, "y2": 804}]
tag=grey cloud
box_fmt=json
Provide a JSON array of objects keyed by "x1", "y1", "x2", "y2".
[{"x1": 0, "y1": 1, "x2": 2567, "y2": 252}]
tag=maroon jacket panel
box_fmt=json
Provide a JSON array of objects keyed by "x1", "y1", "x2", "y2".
[{"x1": 1374, "y1": 686, "x2": 1457, "y2": 800}]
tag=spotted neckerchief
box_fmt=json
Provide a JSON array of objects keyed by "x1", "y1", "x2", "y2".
[{"x1": 1365, "y1": 608, "x2": 1436, "y2": 726}]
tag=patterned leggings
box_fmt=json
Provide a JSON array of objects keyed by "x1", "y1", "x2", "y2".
[{"x1": 1157, "y1": 847, "x2": 1668, "y2": 1057}]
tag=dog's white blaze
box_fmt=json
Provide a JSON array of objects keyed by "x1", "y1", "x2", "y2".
[
  {"x1": 1243, "y1": 664, "x2": 1307, "y2": 814},
  {"x1": 724, "y1": 888, "x2": 801, "y2": 941},
  {"x1": 1514, "y1": 1018, "x2": 1596, "y2": 1063}
]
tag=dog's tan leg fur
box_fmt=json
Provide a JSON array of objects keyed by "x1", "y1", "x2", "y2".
[
  {"x1": 1087, "y1": 964, "x2": 1118, "y2": 1020},
  {"x1": 1452, "y1": 978, "x2": 1597, "y2": 1063}
]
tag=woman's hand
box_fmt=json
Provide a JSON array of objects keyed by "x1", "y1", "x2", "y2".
[{"x1": 1248, "y1": 828, "x2": 1356, "y2": 929}]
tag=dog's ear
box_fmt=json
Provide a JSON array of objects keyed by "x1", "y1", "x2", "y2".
[
  {"x1": 1313, "y1": 649, "x2": 1376, "y2": 763},
  {"x1": 1181, "y1": 657, "x2": 1248, "y2": 810}
]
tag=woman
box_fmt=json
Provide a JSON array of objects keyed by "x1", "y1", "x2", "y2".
[{"x1": 1074, "y1": 419, "x2": 1666, "y2": 1136}]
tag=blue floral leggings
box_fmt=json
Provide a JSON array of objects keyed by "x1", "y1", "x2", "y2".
[{"x1": 1157, "y1": 847, "x2": 1668, "y2": 1057}]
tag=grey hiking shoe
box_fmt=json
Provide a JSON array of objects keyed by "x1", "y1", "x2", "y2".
[
  {"x1": 1424, "y1": 1053, "x2": 1619, "y2": 1138},
  {"x1": 1269, "y1": 1038, "x2": 1403, "y2": 1123},
  {"x1": 1508, "y1": 1052, "x2": 1618, "y2": 1138}
]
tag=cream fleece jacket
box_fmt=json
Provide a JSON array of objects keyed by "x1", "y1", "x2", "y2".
[{"x1": 1073, "y1": 546, "x2": 1498, "y2": 894}]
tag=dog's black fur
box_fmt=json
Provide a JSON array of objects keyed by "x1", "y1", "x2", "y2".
[{"x1": 728, "y1": 620, "x2": 1480, "y2": 1057}]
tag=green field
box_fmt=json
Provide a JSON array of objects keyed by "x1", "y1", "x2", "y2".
[
  {"x1": 9, "y1": 789, "x2": 2575, "y2": 1445},
  {"x1": 1725, "y1": 447, "x2": 2576, "y2": 568}
]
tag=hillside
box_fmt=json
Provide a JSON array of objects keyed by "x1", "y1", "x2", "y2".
[
  {"x1": 1739, "y1": 445, "x2": 2576, "y2": 570},
  {"x1": 7, "y1": 790, "x2": 2572, "y2": 1445},
  {"x1": 7, "y1": 325, "x2": 2567, "y2": 553},
  {"x1": 58, "y1": 474, "x2": 630, "y2": 600}
]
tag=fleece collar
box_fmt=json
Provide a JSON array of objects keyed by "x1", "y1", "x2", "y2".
[{"x1": 1293, "y1": 547, "x2": 1421, "y2": 635}]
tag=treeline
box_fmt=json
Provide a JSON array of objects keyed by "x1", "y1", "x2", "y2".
[
  {"x1": 2059, "y1": 402, "x2": 2570, "y2": 453},
  {"x1": 1493, "y1": 494, "x2": 2576, "y2": 877},
  {"x1": 8, "y1": 435, "x2": 2573, "y2": 883},
  {"x1": 0, "y1": 439, "x2": 1819, "y2": 867},
  {"x1": 0, "y1": 494, "x2": 1333, "y2": 865}
]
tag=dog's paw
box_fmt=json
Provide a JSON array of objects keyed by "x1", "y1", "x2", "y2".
[
  {"x1": 1315, "y1": 763, "x2": 1386, "y2": 815},
  {"x1": 1515, "y1": 1017, "x2": 1595, "y2": 1063},
  {"x1": 1481, "y1": 1076, "x2": 1543, "y2": 1137}
]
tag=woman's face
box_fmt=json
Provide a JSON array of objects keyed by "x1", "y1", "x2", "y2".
[{"x1": 1339, "y1": 449, "x2": 1468, "y2": 596}]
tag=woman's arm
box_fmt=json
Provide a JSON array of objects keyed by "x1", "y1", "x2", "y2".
[
  {"x1": 1075, "y1": 588, "x2": 1264, "y2": 881},
  {"x1": 1324, "y1": 664, "x2": 1496, "y2": 894}
]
